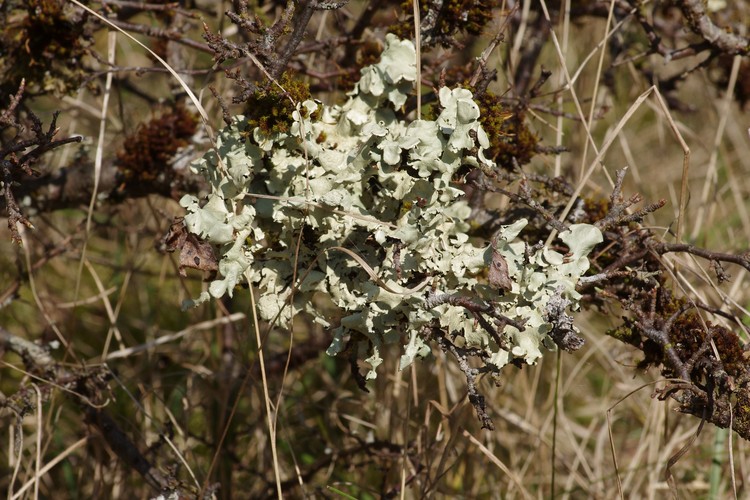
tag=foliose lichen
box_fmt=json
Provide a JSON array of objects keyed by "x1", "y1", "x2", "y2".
[{"x1": 181, "y1": 34, "x2": 603, "y2": 379}]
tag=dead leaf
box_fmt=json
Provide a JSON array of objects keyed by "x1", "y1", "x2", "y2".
[
  {"x1": 161, "y1": 216, "x2": 187, "y2": 252},
  {"x1": 178, "y1": 233, "x2": 219, "y2": 277},
  {"x1": 160, "y1": 217, "x2": 218, "y2": 278},
  {"x1": 488, "y1": 245, "x2": 512, "y2": 293}
]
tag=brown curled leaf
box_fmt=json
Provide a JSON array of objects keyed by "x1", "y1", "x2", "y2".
[
  {"x1": 488, "y1": 246, "x2": 512, "y2": 292},
  {"x1": 160, "y1": 217, "x2": 218, "y2": 278}
]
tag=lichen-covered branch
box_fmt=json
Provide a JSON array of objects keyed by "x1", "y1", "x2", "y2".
[{"x1": 677, "y1": 0, "x2": 749, "y2": 55}]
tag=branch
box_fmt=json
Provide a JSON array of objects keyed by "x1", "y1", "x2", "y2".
[
  {"x1": 677, "y1": 0, "x2": 750, "y2": 55},
  {"x1": 595, "y1": 168, "x2": 666, "y2": 231},
  {"x1": 271, "y1": 0, "x2": 342, "y2": 80},
  {"x1": 432, "y1": 327, "x2": 495, "y2": 430},
  {"x1": 424, "y1": 292, "x2": 526, "y2": 351},
  {"x1": 652, "y1": 242, "x2": 750, "y2": 274}
]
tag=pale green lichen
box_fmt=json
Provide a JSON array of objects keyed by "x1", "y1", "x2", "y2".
[{"x1": 181, "y1": 34, "x2": 603, "y2": 379}]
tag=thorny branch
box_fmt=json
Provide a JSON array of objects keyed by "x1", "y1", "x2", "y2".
[
  {"x1": 595, "y1": 168, "x2": 666, "y2": 231},
  {"x1": 491, "y1": 159, "x2": 750, "y2": 440},
  {"x1": 654, "y1": 242, "x2": 750, "y2": 275}
]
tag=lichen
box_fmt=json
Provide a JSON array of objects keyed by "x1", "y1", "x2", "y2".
[{"x1": 182, "y1": 35, "x2": 602, "y2": 379}]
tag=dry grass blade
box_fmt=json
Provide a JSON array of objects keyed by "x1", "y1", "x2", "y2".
[
  {"x1": 18, "y1": 227, "x2": 70, "y2": 351},
  {"x1": 413, "y1": 0, "x2": 422, "y2": 119},
  {"x1": 327, "y1": 246, "x2": 432, "y2": 295},
  {"x1": 462, "y1": 429, "x2": 533, "y2": 500},
  {"x1": 75, "y1": 30, "x2": 115, "y2": 306},
  {"x1": 105, "y1": 313, "x2": 246, "y2": 360},
  {"x1": 247, "y1": 277, "x2": 284, "y2": 499},
  {"x1": 67, "y1": 0, "x2": 207, "y2": 122},
  {"x1": 538, "y1": 0, "x2": 614, "y2": 190},
  {"x1": 576, "y1": 0, "x2": 616, "y2": 184},
  {"x1": 690, "y1": 54, "x2": 743, "y2": 240},
  {"x1": 10, "y1": 438, "x2": 89, "y2": 500},
  {"x1": 549, "y1": 85, "x2": 690, "y2": 245},
  {"x1": 67, "y1": 0, "x2": 229, "y2": 177}
]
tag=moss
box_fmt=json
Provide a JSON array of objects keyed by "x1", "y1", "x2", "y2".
[
  {"x1": 582, "y1": 198, "x2": 610, "y2": 223},
  {"x1": 0, "y1": 0, "x2": 92, "y2": 105},
  {"x1": 608, "y1": 320, "x2": 642, "y2": 346},
  {"x1": 473, "y1": 90, "x2": 538, "y2": 168},
  {"x1": 244, "y1": 73, "x2": 312, "y2": 136},
  {"x1": 610, "y1": 288, "x2": 747, "y2": 380},
  {"x1": 390, "y1": 0, "x2": 500, "y2": 47},
  {"x1": 670, "y1": 311, "x2": 745, "y2": 379},
  {"x1": 114, "y1": 103, "x2": 199, "y2": 198}
]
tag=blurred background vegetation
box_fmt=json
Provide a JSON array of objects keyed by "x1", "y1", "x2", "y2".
[{"x1": 1, "y1": 0, "x2": 749, "y2": 498}]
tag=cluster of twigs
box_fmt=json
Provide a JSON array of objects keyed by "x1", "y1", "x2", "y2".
[{"x1": 0, "y1": 81, "x2": 82, "y2": 244}]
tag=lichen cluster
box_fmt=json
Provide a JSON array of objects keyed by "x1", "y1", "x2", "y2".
[{"x1": 181, "y1": 35, "x2": 602, "y2": 379}]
